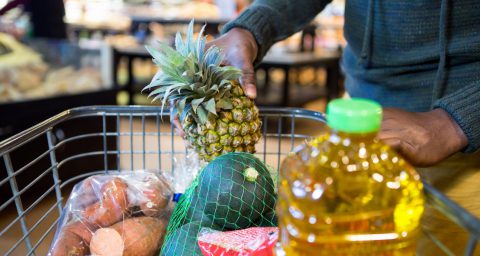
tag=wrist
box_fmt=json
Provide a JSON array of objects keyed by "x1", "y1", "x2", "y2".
[{"x1": 431, "y1": 108, "x2": 469, "y2": 152}]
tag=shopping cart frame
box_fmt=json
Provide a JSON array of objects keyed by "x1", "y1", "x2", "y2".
[{"x1": 0, "y1": 106, "x2": 479, "y2": 255}]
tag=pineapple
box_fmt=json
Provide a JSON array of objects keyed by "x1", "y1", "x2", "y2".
[{"x1": 144, "y1": 21, "x2": 261, "y2": 161}]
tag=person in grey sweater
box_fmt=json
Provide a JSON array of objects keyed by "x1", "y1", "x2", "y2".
[
  {"x1": 195, "y1": 0, "x2": 479, "y2": 254},
  {"x1": 214, "y1": 0, "x2": 480, "y2": 167}
]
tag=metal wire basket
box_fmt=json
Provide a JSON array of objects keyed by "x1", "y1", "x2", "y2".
[{"x1": 0, "y1": 106, "x2": 478, "y2": 255}]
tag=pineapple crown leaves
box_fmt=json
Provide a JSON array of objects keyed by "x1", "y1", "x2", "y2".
[{"x1": 143, "y1": 20, "x2": 242, "y2": 124}]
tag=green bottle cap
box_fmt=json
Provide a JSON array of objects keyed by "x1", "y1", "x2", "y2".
[{"x1": 326, "y1": 98, "x2": 382, "y2": 133}]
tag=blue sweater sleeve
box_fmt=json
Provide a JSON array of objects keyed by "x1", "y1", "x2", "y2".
[
  {"x1": 222, "y1": 0, "x2": 331, "y2": 64},
  {"x1": 433, "y1": 82, "x2": 480, "y2": 153}
]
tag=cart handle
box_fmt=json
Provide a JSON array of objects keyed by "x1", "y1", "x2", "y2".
[{"x1": 0, "y1": 105, "x2": 325, "y2": 155}]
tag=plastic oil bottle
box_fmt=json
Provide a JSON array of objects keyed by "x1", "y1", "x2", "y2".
[{"x1": 276, "y1": 98, "x2": 425, "y2": 255}]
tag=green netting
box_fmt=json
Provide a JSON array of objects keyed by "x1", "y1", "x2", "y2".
[{"x1": 161, "y1": 153, "x2": 278, "y2": 256}]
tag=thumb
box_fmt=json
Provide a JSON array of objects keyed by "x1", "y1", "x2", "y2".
[{"x1": 239, "y1": 64, "x2": 257, "y2": 99}]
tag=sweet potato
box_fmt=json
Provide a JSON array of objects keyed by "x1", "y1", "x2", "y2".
[
  {"x1": 138, "y1": 178, "x2": 170, "y2": 217},
  {"x1": 66, "y1": 221, "x2": 95, "y2": 244},
  {"x1": 48, "y1": 221, "x2": 95, "y2": 256},
  {"x1": 82, "y1": 178, "x2": 129, "y2": 227},
  {"x1": 90, "y1": 216, "x2": 166, "y2": 256},
  {"x1": 70, "y1": 177, "x2": 99, "y2": 210},
  {"x1": 49, "y1": 233, "x2": 87, "y2": 256},
  {"x1": 123, "y1": 173, "x2": 171, "y2": 217},
  {"x1": 88, "y1": 228, "x2": 124, "y2": 256}
]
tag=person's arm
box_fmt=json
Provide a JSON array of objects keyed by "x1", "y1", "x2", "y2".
[
  {"x1": 0, "y1": 0, "x2": 27, "y2": 15},
  {"x1": 208, "y1": 0, "x2": 330, "y2": 99},
  {"x1": 433, "y1": 82, "x2": 480, "y2": 153},
  {"x1": 222, "y1": 0, "x2": 331, "y2": 64},
  {"x1": 378, "y1": 83, "x2": 479, "y2": 167}
]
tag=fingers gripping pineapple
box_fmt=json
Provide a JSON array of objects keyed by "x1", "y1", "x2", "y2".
[{"x1": 144, "y1": 21, "x2": 261, "y2": 162}]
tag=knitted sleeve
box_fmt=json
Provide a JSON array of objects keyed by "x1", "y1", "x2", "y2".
[
  {"x1": 221, "y1": 0, "x2": 331, "y2": 64},
  {"x1": 433, "y1": 82, "x2": 480, "y2": 153}
]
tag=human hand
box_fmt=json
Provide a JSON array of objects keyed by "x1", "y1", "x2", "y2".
[
  {"x1": 205, "y1": 27, "x2": 258, "y2": 99},
  {"x1": 172, "y1": 27, "x2": 259, "y2": 137},
  {"x1": 378, "y1": 108, "x2": 468, "y2": 167}
]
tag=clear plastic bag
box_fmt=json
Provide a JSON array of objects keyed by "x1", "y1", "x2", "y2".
[
  {"x1": 48, "y1": 170, "x2": 174, "y2": 256},
  {"x1": 197, "y1": 227, "x2": 278, "y2": 256},
  {"x1": 172, "y1": 149, "x2": 205, "y2": 193}
]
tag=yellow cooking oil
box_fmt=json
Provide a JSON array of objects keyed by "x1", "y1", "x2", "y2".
[{"x1": 276, "y1": 98, "x2": 425, "y2": 255}]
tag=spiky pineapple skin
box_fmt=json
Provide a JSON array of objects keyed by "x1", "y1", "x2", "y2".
[{"x1": 183, "y1": 82, "x2": 261, "y2": 161}]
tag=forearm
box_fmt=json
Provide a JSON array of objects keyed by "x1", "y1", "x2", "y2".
[
  {"x1": 0, "y1": 0, "x2": 27, "y2": 15},
  {"x1": 222, "y1": 0, "x2": 331, "y2": 64},
  {"x1": 433, "y1": 82, "x2": 480, "y2": 153}
]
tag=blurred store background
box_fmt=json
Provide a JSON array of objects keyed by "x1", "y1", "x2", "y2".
[{"x1": 1, "y1": 0, "x2": 345, "y2": 140}]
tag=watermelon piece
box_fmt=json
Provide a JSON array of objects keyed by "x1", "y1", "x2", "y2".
[
  {"x1": 197, "y1": 227, "x2": 278, "y2": 256},
  {"x1": 194, "y1": 153, "x2": 277, "y2": 230}
]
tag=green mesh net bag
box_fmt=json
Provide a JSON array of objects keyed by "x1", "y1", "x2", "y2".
[{"x1": 161, "y1": 152, "x2": 278, "y2": 255}]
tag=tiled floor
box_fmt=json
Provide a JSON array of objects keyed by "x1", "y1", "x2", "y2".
[{"x1": 1, "y1": 196, "x2": 59, "y2": 255}]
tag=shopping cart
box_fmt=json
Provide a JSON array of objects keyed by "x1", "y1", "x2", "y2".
[{"x1": 0, "y1": 106, "x2": 479, "y2": 255}]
